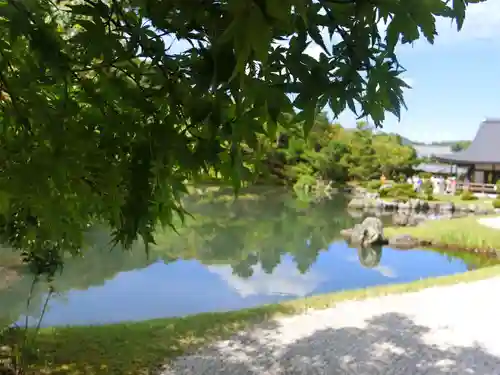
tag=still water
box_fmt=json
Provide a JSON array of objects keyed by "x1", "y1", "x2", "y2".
[{"x1": 2, "y1": 190, "x2": 498, "y2": 327}]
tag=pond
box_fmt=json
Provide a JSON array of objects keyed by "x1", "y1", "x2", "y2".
[{"x1": 1, "y1": 189, "x2": 499, "y2": 328}]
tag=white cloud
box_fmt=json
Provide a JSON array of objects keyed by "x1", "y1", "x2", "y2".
[
  {"x1": 345, "y1": 255, "x2": 397, "y2": 279},
  {"x1": 434, "y1": 0, "x2": 500, "y2": 43},
  {"x1": 207, "y1": 261, "x2": 325, "y2": 298}
]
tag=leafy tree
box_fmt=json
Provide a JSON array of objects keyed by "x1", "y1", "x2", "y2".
[
  {"x1": 343, "y1": 123, "x2": 381, "y2": 181},
  {"x1": 451, "y1": 141, "x2": 472, "y2": 152},
  {"x1": 0, "y1": 0, "x2": 481, "y2": 275},
  {"x1": 373, "y1": 134, "x2": 419, "y2": 179}
]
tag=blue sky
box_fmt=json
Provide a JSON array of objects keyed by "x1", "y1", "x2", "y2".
[
  {"x1": 311, "y1": 1, "x2": 500, "y2": 142},
  {"x1": 168, "y1": 1, "x2": 500, "y2": 143}
]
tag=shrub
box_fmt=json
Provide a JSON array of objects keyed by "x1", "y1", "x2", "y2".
[
  {"x1": 496, "y1": 180, "x2": 500, "y2": 195},
  {"x1": 366, "y1": 180, "x2": 382, "y2": 191},
  {"x1": 460, "y1": 189, "x2": 478, "y2": 201},
  {"x1": 418, "y1": 180, "x2": 434, "y2": 201},
  {"x1": 379, "y1": 187, "x2": 389, "y2": 197},
  {"x1": 493, "y1": 198, "x2": 500, "y2": 209},
  {"x1": 384, "y1": 183, "x2": 417, "y2": 201}
]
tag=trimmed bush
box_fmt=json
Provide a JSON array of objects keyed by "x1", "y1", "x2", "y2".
[
  {"x1": 366, "y1": 180, "x2": 382, "y2": 191},
  {"x1": 379, "y1": 187, "x2": 389, "y2": 197},
  {"x1": 493, "y1": 199, "x2": 500, "y2": 209},
  {"x1": 460, "y1": 189, "x2": 478, "y2": 201},
  {"x1": 419, "y1": 180, "x2": 434, "y2": 201},
  {"x1": 383, "y1": 183, "x2": 417, "y2": 201}
]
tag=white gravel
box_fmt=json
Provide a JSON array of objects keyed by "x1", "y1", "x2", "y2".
[
  {"x1": 478, "y1": 216, "x2": 500, "y2": 229},
  {"x1": 161, "y1": 277, "x2": 500, "y2": 375}
]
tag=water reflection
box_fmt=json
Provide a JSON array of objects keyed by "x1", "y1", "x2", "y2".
[
  {"x1": 1, "y1": 191, "x2": 499, "y2": 327},
  {"x1": 357, "y1": 245, "x2": 383, "y2": 269}
]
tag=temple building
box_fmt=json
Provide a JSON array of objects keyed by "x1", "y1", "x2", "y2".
[
  {"x1": 434, "y1": 119, "x2": 500, "y2": 184},
  {"x1": 413, "y1": 144, "x2": 467, "y2": 176}
]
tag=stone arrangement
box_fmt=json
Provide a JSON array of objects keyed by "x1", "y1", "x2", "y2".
[
  {"x1": 347, "y1": 187, "x2": 497, "y2": 215},
  {"x1": 340, "y1": 217, "x2": 438, "y2": 251}
]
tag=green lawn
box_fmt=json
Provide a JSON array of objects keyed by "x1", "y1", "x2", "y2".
[
  {"x1": 4, "y1": 265, "x2": 500, "y2": 375},
  {"x1": 432, "y1": 194, "x2": 495, "y2": 209},
  {"x1": 385, "y1": 215, "x2": 500, "y2": 251}
]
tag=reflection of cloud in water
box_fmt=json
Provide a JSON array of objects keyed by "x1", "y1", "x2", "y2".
[
  {"x1": 373, "y1": 265, "x2": 397, "y2": 278},
  {"x1": 346, "y1": 255, "x2": 397, "y2": 278},
  {"x1": 207, "y1": 261, "x2": 325, "y2": 298}
]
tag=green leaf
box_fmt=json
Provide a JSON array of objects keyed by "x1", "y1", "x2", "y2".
[
  {"x1": 453, "y1": 0, "x2": 466, "y2": 30},
  {"x1": 69, "y1": 4, "x2": 99, "y2": 17}
]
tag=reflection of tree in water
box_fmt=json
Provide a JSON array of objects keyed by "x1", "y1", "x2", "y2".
[
  {"x1": 153, "y1": 193, "x2": 357, "y2": 278},
  {"x1": 1, "y1": 192, "x2": 355, "y2": 326},
  {"x1": 357, "y1": 245, "x2": 383, "y2": 269},
  {"x1": 0, "y1": 230, "x2": 156, "y2": 328}
]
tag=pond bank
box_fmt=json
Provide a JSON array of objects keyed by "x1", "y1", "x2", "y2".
[
  {"x1": 8, "y1": 265, "x2": 500, "y2": 375},
  {"x1": 384, "y1": 216, "x2": 500, "y2": 255},
  {"x1": 161, "y1": 275, "x2": 500, "y2": 375}
]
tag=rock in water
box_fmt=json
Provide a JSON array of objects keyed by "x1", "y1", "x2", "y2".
[
  {"x1": 388, "y1": 234, "x2": 420, "y2": 249},
  {"x1": 350, "y1": 216, "x2": 385, "y2": 247}
]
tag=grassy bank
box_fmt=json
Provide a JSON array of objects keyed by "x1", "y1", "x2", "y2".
[
  {"x1": 5, "y1": 265, "x2": 500, "y2": 375},
  {"x1": 385, "y1": 215, "x2": 500, "y2": 251},
  {"x1": 430, "y1": 194, "x2": 495, "y2": 209}
]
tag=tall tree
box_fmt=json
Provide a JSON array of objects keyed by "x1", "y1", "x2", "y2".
[{"x1": 0, "y1": 0, "x2": 482, "y2": 275}]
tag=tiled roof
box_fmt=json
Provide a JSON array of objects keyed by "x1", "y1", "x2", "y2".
[{"x1": 434, "y1": 119, "x2": 500, "y2": 164}]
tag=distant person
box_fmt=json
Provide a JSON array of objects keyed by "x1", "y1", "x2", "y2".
[
  {"x1": 416, "y1": 176, "x2": 422, "y2": 193},
  {"x1": 451, "y1": 177, "x2": 457, "y2": 195},
  {"x1": 380, "y1": 174, "x2": 386, "y2": 186}
]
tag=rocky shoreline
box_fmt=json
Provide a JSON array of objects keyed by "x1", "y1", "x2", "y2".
[
  {"x1": 340, "y1": 215, "x2": 500, "y2": 257},
  {"x1": 347, "y1": 189, "x2": 498, "y2": 215}
]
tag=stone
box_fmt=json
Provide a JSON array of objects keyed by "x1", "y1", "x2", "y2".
[
  {"x1": 374, "y1": 199, "x2": 385, "y2": 209},
  {"x1": 427, "y1": 201, "x2": 438, "y2": 211},
  {"x1": 392, "y1": 213, "x2": 410, "y2": 226},
  {"x1": 438, "y1": 202, "x2": 454, "y2": 212},
  {"x1": 340, "y1": 228, "x2": 353, "y2": 238},
  {"x1": 364, "y1": 192, "x2": 379, "y2": 200},
  {"x1": 347, "y1": 198, "x2": 366, "y2": 209},
  {"x1": 409, "y1": 199, "x2": 421, "y2": 210},
  {"x1": 468, "y1": 204, "x2": 478, "y2": 212},
  {"x1": 388, "y1": 234, "x2": 421, "y2": 249},
  {"x1": 397, "y1": 201, "x2": 411, "y2": 211},
  {"x1": 349, "y1": 216, "x2": 385, "y2": 247},
  {"x1": 347, "y1": 209, "x2": 364, "y2": 218}
]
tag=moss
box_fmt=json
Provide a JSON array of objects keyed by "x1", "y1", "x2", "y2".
[{"x1": 4, "y1": 265, "x2": 500, "y2": 375}]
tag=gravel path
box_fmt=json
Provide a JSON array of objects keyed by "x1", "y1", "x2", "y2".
[
  {"x1": 478, "y1": 216, "x2": 500, "y2": 229},
  {"x1": 161, "y1": 277, "x2": 500, "y2": 375}
]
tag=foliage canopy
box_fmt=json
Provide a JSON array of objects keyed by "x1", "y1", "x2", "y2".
[{"x1": 0, "y1": 0, "x2": 482, "y2": 275}]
